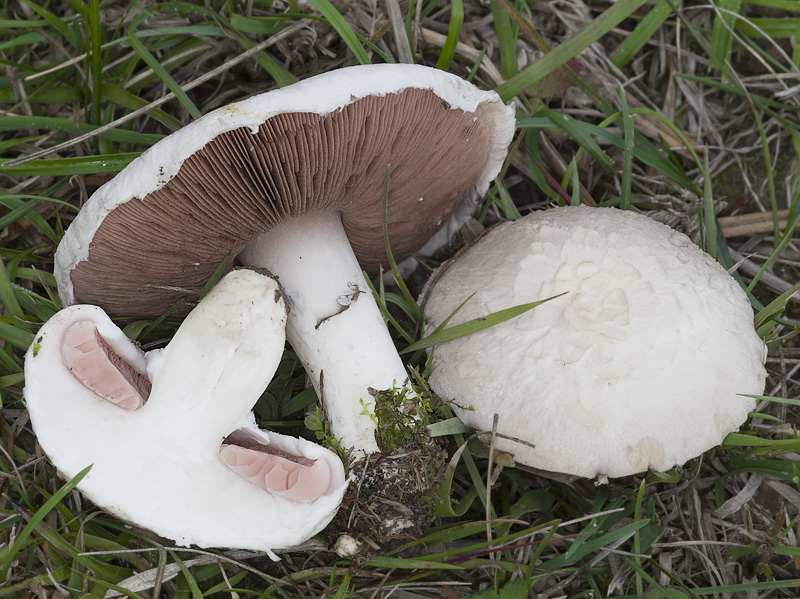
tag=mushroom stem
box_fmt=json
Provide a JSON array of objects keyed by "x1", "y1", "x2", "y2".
[
  {"x1": 143, "y1": 269, "x2": 289, "y2": 442},
  {"x1": 238, "y1": 210, "x2": 409, "y2": 456}
]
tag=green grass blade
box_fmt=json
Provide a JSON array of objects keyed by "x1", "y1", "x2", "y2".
[
  {"x1": 436, "y1": 0, "x2": 464, "y2": 70},
  {"x1": 402, "y1": 292, "x2": 566, "y2": 354},
  {"x1": 538, "y1": 108, "x2": 615, "y2": 173},
  {"x1": 427, "y1": 417, "x2": 471, "y2": 436},
  {"x1": 306, "y1": 0, "x2": 371, "y2": 65},
  {"x1": 0, "y1": 465, "x2": 92, "y2": 582},
  {"x1": 489, "y1": 0, "x2": 518, "y2": 79},
  {"x1": 19, "y1": 0, "x2": 77, "y2": 46},
  {"x1": 127, "y1": 31, "x2": 201, "y2": 120},
  {"x1": 0, "y1": 19, "x2": 49, "y2": 27},
  {"x1": 224, "y1": 28, "x2": 298, "y2": 88},
  {"x1": 381, "y1": 166, "x2": 425, "y2": 325},
  {"x1": 100, "y1": 82, "x2": 184, "y2": 130},
  {"x1": 88, "y1": 0, "x2": 103, "y2": 125},
  {"x1": 436, "y1": 440, "x2": 478, "y2": 517},
  {"x1": 0, "y1": 116, "x2": 164, "y2": 146},
  {"x1": 749, "y1": 96, "x2": 779, "y2": 240},
  {"x1": 541, "y1": 519, "x2": 651, "y2": 570},
  {"x1": 0, "y1": 373, "x2": 24, "y2": 387},
  {"x1": 281, "y1": 386, "x2": 319, "y2": 416},
  {"x1": 0, "y1": 196, "x2": 60, "y2": 242},
  {"x1": 737, "y1": 17, "x2": 800, "y2": 38},
  {"x1": 618, "y1": 91, "x2": 635, "y2": 210},
  {"x1": 367, "y1": 556, "x2": 462, "y2": 570},
  {"x1": 621, "y1": 556, "x2": 686, "y2": 599},
  {"x1": 0, "y1": 258, "x2": 22, "y2": 318},
  {"x1": 365, "y1": 276, "x2": 416, "y2": 344},
  {"x1": 0, "y1": 319, "x2": 35, "y2": 351},
  {"x1": 721, "y1": 433, "x2": 800, "y2": 449},
  {"x1": 612, "y1": 0, "x2": 673, "y2": 68},
  {"x1": 710, "y1": 0, "x2": 743, "y2": 72},
  {"x1": 0, "y1": 199, "x2": 43, "y2": 236},
  {"x1": 744, "y1": 0, "x2": 800, "y2": 10},
  {"x1": 746, "y1": 394, "x2": 800, "y2": 408},
  {"x1": 700, "y1": 151, "x2": 717, "y2": 258},
  {"x1": 495, "y1": 0, "x2": 648, "y2": 100},
  {"x1": 0, "y1": 31, "x2": 45, "y2": 51},
  {"x1": 0, "y1": 153, "x2": 139, "y2": 176},
  {"x1": 169, "y1": 552, "x2": 204, "y2": 599},
  {"x1": 0, "y1": 116, "x2": 164, "y2": 145},
  {"x1": 526, "y1": 523, "x2": 560, "y2": 583},
  {"x1": 493, "y1": 179, "x2": 522, "y2": 218},
  {"x1": 0, "y1": 87, "x2": 82, "y2": 105},
  {"x1": 692, "y1": 580, "x2": 800, "y2": 594},
  {"x1": 229, "y1": 14, "x2": 288, "y2": 35},
  {"x1": 754, "y1": 281, "x2": 800, "y2": 334},
  {"x1": 632, "y1": 480, "x2": 647, "y2": 596},
  {"x1": 518, "y1": 114, "x2": 700, "y2": 195},
  {"x1": 198, "y1": 251, "x2": 233, "y2": 299}
]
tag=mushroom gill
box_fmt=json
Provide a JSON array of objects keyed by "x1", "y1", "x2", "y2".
[
  {"x1": 220, "y1": 429, "x2": 337, "y2": 501},
  {"x1": 61, "y1": 320, "x2": 151, "y2": 411}
]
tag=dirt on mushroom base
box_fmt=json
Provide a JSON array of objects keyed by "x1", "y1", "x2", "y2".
[{"x1": 324, "y1": 384, "x2": 448, "y2": 558}]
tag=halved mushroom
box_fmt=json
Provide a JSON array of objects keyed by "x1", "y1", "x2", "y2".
[
  {"x1": 53, "y1": 63, "x2": 515, "y2": 456},
  {"x1": 420, "y1": 206, "x2": 768, "y2": 479},
  {"x1": 25, "y1": 269, "x2": 347, "y2": 553}
]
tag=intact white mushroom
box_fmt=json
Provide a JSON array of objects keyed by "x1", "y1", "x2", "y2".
[
  {"x1": 53, "y1": 64, "x2": 515, "y2": 457},
  {"x1": 420, "y1": 206, "x2": 768, "y2": 479},
  {"x1": 25, "y1": 269, "x2": 347, "y2": 553}
]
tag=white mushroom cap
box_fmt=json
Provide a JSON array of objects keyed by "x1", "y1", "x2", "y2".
[
  {"x1": 421, "y1": 206, "x2": 768, "y2": 479},
  {"x1": 24, "y1": 269, "x2": 347, "y2": 552}
]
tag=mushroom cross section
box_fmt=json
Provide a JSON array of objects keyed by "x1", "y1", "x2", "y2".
[
  {"x1": 25, "y1": 269, "x2": 348, "y2": 553},
  {"x1": 53, "y1": 64, "x2": 516, "y2": 455},
  {"x1": 420, "y1": 206, "x2": 768, "y2": 479}
]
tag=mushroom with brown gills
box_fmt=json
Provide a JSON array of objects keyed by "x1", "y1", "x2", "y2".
[{"x1": 54, "y1": 64, "x2": 516, "y2": 457}]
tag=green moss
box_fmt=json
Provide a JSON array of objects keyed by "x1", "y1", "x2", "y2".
[{"x1": 369, "y1": 384, "x2": 440, "y2": 451}]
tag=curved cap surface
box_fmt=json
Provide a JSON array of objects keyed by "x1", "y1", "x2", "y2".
[{"x1": 421, "y1": 206, "x2": 767, "y2": 478}]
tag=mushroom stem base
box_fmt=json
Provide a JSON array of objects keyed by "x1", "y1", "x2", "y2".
[{"x1": 238, "y1": 210, "x2": 410, "y2": 455}]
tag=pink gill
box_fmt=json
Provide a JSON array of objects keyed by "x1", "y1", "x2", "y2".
[
  {"x1": 61, "y1": 320, "x2": 151, "y2": 410},
  {"x1": 220, "y1": 435, "x2": 333, "y2": 501}
]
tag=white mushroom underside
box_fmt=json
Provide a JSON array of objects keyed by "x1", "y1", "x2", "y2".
[
  {"x1": 25, "y1": 271, "x2": 348, "y2": 551},
  {"x1": 423, "y1": 207, "x2": 768, "y2": 478}
]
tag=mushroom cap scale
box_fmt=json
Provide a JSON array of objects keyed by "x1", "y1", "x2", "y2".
[
  {"x1": 421, "y1": 206, "x2": 768, "y2": 479},
  {"x1": 25, "y1": 270, "x2": 347, "y2": 551},
  {"x1": 55, "y1": 64, "x2": 515, "y2": 315}
]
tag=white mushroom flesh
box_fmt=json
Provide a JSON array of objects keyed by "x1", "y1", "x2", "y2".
[{"x1": 25, "y1": 269, "x2": 348, "y2": 552}]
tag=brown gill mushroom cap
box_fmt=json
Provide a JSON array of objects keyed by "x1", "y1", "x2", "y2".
[
  {"x1": 55, "y1": 64, "x2": 515, "y2": 315},
  {"x1": 54, "y1": 64, "x2": 515, "y2": 456}
]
